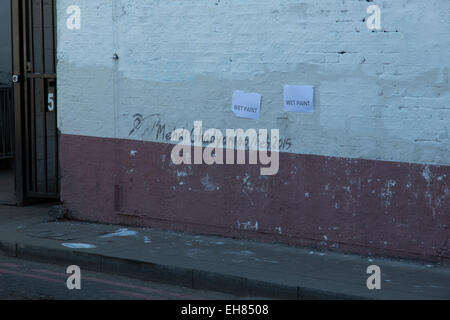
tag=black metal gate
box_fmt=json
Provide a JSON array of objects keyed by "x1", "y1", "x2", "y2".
[
  {"x1": 0, "y1": 87, "x2": 14, "y2": 160},
  {"x1": 12, "y1": 0, "x2": 59, "y2": 202}
]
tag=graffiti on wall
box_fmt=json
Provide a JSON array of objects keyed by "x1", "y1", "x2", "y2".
[{"x1": 128, "y1": 113, "x2": 293, "y2": 152}]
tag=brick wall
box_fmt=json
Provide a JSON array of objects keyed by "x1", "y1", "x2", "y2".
[
  {"x1": 57, "y1": 0, "x2": 450, "y2": 165},
  {"x1": 56, "y1": 0, "x2": 449, "y2": 262}
]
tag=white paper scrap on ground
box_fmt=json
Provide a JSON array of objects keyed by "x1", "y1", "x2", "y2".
[
  {"x1": 284, "y1": 85, "x2": 314, "y2": 113},
  {"x1": 232, "y1": 90, "x2": 261, "y2": 120},
  {"x1": 62, "y1": 243, "x2": 97, "y2": 249},
  {"x1": 100, "y1": 228, "x2": 138, "y2": 238}
]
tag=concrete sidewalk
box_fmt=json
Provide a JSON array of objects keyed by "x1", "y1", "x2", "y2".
[{"x1": 0, "y1": 204, "x2": 449, "y2": 300}]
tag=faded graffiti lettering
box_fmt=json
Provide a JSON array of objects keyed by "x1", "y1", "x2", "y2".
[{"x1": 128, "y1": 114, "x2": 293, "y2": 152}]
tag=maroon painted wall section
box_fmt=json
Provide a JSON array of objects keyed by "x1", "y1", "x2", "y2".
[{"x1": 60, "y1": 134, "x2": 450, "y2": 263}]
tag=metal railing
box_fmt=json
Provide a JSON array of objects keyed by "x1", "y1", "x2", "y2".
[{"x1": 0, "y1": 87, "x2": 14, "y2": 160}]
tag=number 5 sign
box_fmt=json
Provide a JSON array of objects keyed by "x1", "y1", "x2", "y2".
[{"x1": 48, "y1": 92, "x2": 55, "y2": 112}]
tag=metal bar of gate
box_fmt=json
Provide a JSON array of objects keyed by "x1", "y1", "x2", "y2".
[
  {"x1": 40, "y1": 0, "x2": 48, "y2": 193},
  {"x1": 0, "y1": 89, "x2": 4, "y2": 157},
  {"x1": 51, "y1": 0, "x2": 58, "y2": 193},
  {"x1": 29, "y1": 0, "x2": 37, "y2": 192},
  {"x1": 7, "y1": 89, "x2": 13, "y2": 157},
  {"x1": 23, "y1": 0, "x2": 31, "y2": 190},
  {"x1": 0, "y1": 88, "x2": 14, "y2": 160}
]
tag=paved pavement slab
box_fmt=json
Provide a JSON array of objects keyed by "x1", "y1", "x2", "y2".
[{"x1": 0, "y1": 204, "x2": 449, "y2": 299}]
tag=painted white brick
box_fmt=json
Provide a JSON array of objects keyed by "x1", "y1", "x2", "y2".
[{"x1": 57, "y1": 0, "x2": 450, "y2": 165}]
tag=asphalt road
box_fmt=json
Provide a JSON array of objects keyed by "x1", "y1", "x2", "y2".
[{"x1": 0, "y1": 256, "x2": 242, "y2": 300}]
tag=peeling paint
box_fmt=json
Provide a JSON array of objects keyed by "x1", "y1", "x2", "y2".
[
  {"x1": 422, "y1": 166, "x2": 432, "y2": 183},
  {"x1": 201, "y1": 174, "x2": 219, "y2": 192},
  {"x1": 381, "y1": 180, "x2": 397, "y2": 208},
  {"x1": 237, "y1": 220, "x2": 259, "y2": 231}
]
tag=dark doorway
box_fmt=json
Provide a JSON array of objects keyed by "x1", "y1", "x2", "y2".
[
  {"x1": 10, "y1": 0, "x2": 59, "y2": 205},
  {"x1": 0, "y1": 0, "x2": 15, "y2": 205},
  {"x1": 0, "y1": 87, "x2": 15, "y2": 204}
]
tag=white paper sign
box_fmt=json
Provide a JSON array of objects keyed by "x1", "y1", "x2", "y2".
[
  {"x1": 284, "y1": 85, "x2": 314, "y2": 113},
  {"x1": 232, "y1": 90, "x2": 261, "y2": 120}
]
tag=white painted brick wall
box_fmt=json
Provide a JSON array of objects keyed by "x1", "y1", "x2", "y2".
[{"x1": 57, "y1": 0, "x2": 450, "y2": 165}]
